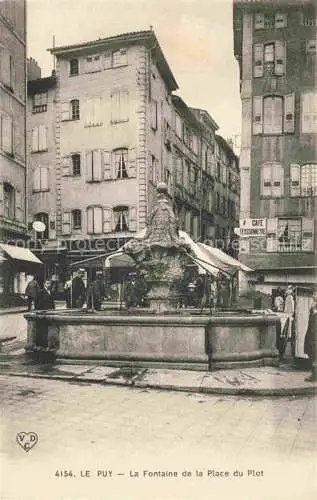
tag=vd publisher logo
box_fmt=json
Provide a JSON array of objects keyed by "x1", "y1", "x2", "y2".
[{"x1": 16, "y1": 432, "x2": 38, "y2": 452}]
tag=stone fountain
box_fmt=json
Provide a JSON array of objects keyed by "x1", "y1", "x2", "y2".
[{"x1": 24, "y1": 184, "x2": 280, "y2": 370}]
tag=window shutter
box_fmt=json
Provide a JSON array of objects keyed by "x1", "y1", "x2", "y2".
[
  {"x1": 15, "y1": 189, "x2": 22, "y2": 222},
  {"x1": 253, "y1": 97, "x2": 263, "y2": 134},
  {"x1": 10, "y1": 56, "x2": 16, "y2": 90},
  {"x1": 284, "y1": 94, "x2": 295, "y2": 133},
  {"x1": 94, "y1": 207, "x2": 103, "y2": 234},
  {"x1": 61, "y1": 155, "x2": 72, "y2": 176},
  {"x1": 266, "y1": 218, "x2": 278, "y2": 252},
  {"x1": 86, "y1": 151, "x2": 93, "y2": 182},
  {"x1": 290, "y1": 163, "x2": 300, "y2": 197},
  {"x1": 103, "y1": 206, "x2": 112, "y2": 233},
  {"x1": 2, "y1": 115, "x2": 13, "y2": 154},
  {"x1": 253, "y1": 44, "x2": 264, "y2": 78},
  {"x1": 104, "y1": 51, "x2": 112, "y2": 70},
  {"x1": 0, "y1": 48, "x2": 11, "y2": 87},
  {"x1": 87, "y1": 208, "x2": 93, "y2": 234},
  {"x1": 261, "y1": 163, "x2": 272, "y2": 196},
  {"x1": 151, "y1": 100, "x2": 158, "y2": 130},
  {"x1": 103, "y1": 151, "x2": 112, "y2": 180},
  {"x1": 0, "y1": 182, "x2": 4, "y2": 216},
  {"x1": 94, "y1": 97, "x2": 102, "y2": 126},
  {"x1": 31, "y1": 127, "x2": 38, "y2": 152},
  {"x1": 128, "y1": 206, "x2": 137, "y2": 232},
  {"x1": 83, "y1": 98, "x2": 93, "y2": 127},
  {"x1": 39, "y1": 125, "x2": 47, "y2": 151},
  {"x1": 61, "y1": 101, "x2": 70, "y2": 121},
  {"x1": 49, "y1": 212, "x2": 56, "y2": 240},
  {"x1": 272, "y1": 163, "x2": 283, "y2": 197},
  {"x1": 128, "y1": 148, "x2": 137, "y2": 178},
  {"x1": 33, "y1": 168, "x2": 41, "y2": 191},
  {"x1": 62, "y1": 211, "x2": 71, "y2": 235},
  {"x1": 302, "y1": 218, "x2": 314, "y2": 252},
  {"x1": 275, "y1": 41, "x2": 285, "y2": 76},
  {"x1": 93, "y1": 150, "x2": 102, "y2": 181},
  {"x1": 275, "y1": 12, "x2": 287, "y2": 28},
  {"x1": 254, "y1": 13, "x2": 264, "y2": 30},
  {"x1": 41, "y1": 167, "x2": 49, "y2": 191}
]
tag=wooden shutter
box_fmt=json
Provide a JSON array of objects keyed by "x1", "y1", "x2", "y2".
[
  {"x1": 254, "y1": 13, "x2": 264, "y2": 30},
  {"x1": 93, "y1": 150, "x2": 102, "y2": 181},
  {"x1": 103, "y1": 151, "x2": 112, "y2": 180},
  {"x1": 261, "y1": 163, "x2": 272, "y2": 196},
  {"x1": 61, "y1": 155, "x2": 72, "y2": 176},
  {"x1": 61, "y1": 101, "x2": 70, "y2": 121},
  {"x1": 10, "y1": 56, "x2": 15, "y2": 90},
  {"x1": 40, "y1": 167, "x2": 49, "y2": 191},
  {"x1": 94, "y1": 207, "x2": 103, "y2": 234},
  {"x1": 253, "y1": 97, "x2": 263, "y2": 135},
  {"x1": 272, "y1": 163, "x2": 283, "y2": 197},
  {"x1": 128, "y1": 206, "x2": 137, "y2": 232},
  {"x1": 31, "y1": 127, "x2": 38, "y2": 152},
  {"x1": 284, "y1": 94, "x2": 295, "y2": 133},
  {"x1": 151, "y1": 100, "x2": 158, "y2": 130},
  {"x1": 290, "y1": 163, "x2": 300, "y2": 197},
  {"x1": 253, "y1": 44, "x2": 264, "y2": 78},
  {"x1": 128, "y1": 148, "x2": 137, "y2": 178},
  {"x1": 302, "y1": 218, "x2": 314, "y2": 252},
  {"x1": 104, "y1": 51, "x2": 111, "y2": 69},
  {"x1": 103, "y1": 206, "x2": 112, "y2": 233},
  {"x1": 49, "y1": 212, "x2": 56, "y2": 240},
  {"x1": 62, "y1": 211, "x2": 71, "y2": 235},
  {"x1": 2, "y1": 115, "x2": 13, "y2": 154},
  {"x1": 86, "y1": 151, "x2": 93, "y2": 182},
  {"x1": 275, "y1": 12, "x2": 287, "y2": 28},
  {"x1": 0, "y1": 182, "x2": 4, "y2": 216},
  {"x1": 110, "y1": 91, "x2": 119, "y2": 123},
  {"x1": 0, "y1": 48, "x2": 11, "y2": 87},
  {"x1": 94, "y1": 97, "x2": 103, "y2": 126},
  {"x1": 275, "y1": 41, "x2": 285, "y2": 76},
  {"x1": 266, "y1": 218, "x2": 278, "y2": 252},
  {"x1": 15, "y1": 189, "x2": 23, "y2": 222},
  {"x1": 39, "y1": 125, "x2": 47, "y2": 151},
  {"x1": 33, "y1": 168, "x2": 41, "y2": 191},
  {"x1": 87, "y1": 207, "x2": 94, "y2": 234},
  {"x1": 83, "y1": 98, "x2": 93, "y2": 127}
]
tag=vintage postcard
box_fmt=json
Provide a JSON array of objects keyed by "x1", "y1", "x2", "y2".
[{"x1": 0, "y1": 0, "x2": 316, "y2": 499}]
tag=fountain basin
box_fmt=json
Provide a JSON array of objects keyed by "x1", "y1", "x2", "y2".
[{"x1": 24, "y1": 310, "x2": 280, "y2": 370}]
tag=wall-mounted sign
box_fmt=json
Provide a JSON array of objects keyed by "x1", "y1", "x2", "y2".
[{"x1": 239, "y1": 218, "x2": 266, "y2": 237}]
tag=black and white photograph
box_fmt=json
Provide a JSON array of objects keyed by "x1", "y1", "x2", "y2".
[{"x1": 0, "y1": 0, "x2": 316, "y2": 499}]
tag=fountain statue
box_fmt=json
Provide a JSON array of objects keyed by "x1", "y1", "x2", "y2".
[{"x1": 124, "y1": 182, "x2": 191, "y2": 312}]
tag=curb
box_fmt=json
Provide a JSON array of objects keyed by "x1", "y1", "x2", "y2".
[{"x1": 1, "y1": 371, "x2": 316, "y2": 397}]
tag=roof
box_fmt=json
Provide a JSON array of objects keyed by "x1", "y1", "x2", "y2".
[
  {"x1": 215, "y1": 134, "x2": 239, "y2": 161},
  {"x1": 198, "y1": 243, "x2": 253, "y2": 272},
  {"x1": 27, "y1": 75, "x2": 57, "y2": 95},
  {"x1": 0, "y1": 244, "x2": 43, "y2": 265},
  {"x1": 172, "y1": 96, "x2": 204, "y2": 132},
  {"x1": 48, "y1": 29, "x2": 178, "y2": 91},
  {"x1": 189, "y1": 108, "x2": 219, "y2": 132}
]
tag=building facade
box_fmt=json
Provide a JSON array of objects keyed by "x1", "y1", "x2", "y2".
[
  {"x1": 0, "y1": 0, "x2": 30, "y2": 298},
  {"x1": 233, "y1": 0, "x2": 317, "y2": 291}
]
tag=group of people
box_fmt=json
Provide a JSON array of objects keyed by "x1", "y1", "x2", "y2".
[
  {"x1": 177, "y1": 274, "x2": 229, "y2": 310},
  {"x1": 24, "y1": 276, "x2": 55, "y2": 311}
]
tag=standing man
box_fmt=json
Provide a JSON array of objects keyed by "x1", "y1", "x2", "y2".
[
  {"x1": 88, "y1": 271, "x2": 105, "y2": 311},
  {"x1": 25, "y1": 275, "x2": 40, "y2": 311},
  {"x1": 71, "y1": 269, "x2": 86, "y2": 308}
]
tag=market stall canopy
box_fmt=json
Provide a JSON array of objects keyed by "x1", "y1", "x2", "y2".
[
  {"x1": 105, "y1": 252, "x2": 135, "y2": 268},
  {"x1": 0, "y1": 243, "x2": 42, "y2": 265},
  {"x1": 197, "y1": 243, "x2": 253, "y2": 273}
]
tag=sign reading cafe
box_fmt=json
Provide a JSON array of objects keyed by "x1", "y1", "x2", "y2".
[{"x1": 239, "y1": 219, "x2": 267, "y2": 237}]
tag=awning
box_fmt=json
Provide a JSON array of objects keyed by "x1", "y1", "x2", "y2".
[
  {"x1": 105, "y1": 252, "x2": 135, "y2": 268},
  {"x1": 197, "y1": 243, "x2": 253, "y2": 273},
  {"x1": 0, "y1": 243, "x2": 43, "y2": 265}
]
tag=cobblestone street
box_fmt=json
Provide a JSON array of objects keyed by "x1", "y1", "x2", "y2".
[{"x1": 1, "y1": 375, "x2": 316, "y2": 500}]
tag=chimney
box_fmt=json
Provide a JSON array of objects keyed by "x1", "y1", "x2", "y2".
[{"x1": 27, "y1": 57, "x2": 41, "y2": 81}]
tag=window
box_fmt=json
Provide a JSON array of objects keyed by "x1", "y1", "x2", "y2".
[
  {"x1": 112, "y1": 49, "x2": 127, "y2": 67},
  {"x1": 85, "y1": 55, "x2": 101, "y2": 73},
  {"x1": 183, "y1": 126, "x2": 192, "y2": 149},
  {"x1": 267, "y1": 218, "x2": 314, "y2": 253},
  {"x1": 150, "y1": 100, "x2": 158, "y2": 130},
  {"x1": 84, "y1": 97, "x2": 103, "y2": 127},
  {"x1": 150, "y1": 155, "x2": 157, "y2": 184},
  {"x1": 114, "y1": 206, "x2": 129, "y2": 232},
  {"x1": 87, "y1": 206, "x2": 103, "y2": 234},
  {"x1": 253, "y1": 95, "x2": 295, "y2": 135},
  {"x1": 113, "y1": 149, "x2": 128, "y2": 179},
  {"x1": 253, "y1": 41, "x2": 285, "y2": 78},
  {"x1": 0, "y1": 114, "x2": 13, "y2": 155},
  {"x1": 86, "y1": 150, "x2": 103, "y2": 182},
  {"x1": 175, "y1": 113, "x2": 182, "y2": 138},
  {"x1": 33, "y1": 167, "x2": 49, "y2": 192},
  {"x1": 254, "y1": 12, "x2": 287, "y2": 30},
  {"x1": 31, "y1": 125, "x2": 47, "y2": 152},
  {"x1": 72, "y1": 154, "x2": 81, "y2": 176},
  {"x1": 301, "y1": 92, "x2": 317, "y2": 134},
  {"x1": 34, "y1": 213, "x2": 49, "y2": 239},
  {"x1": 3, "y1": 183, "x2": 14, "y2": 219},
  {"x1": 32, "y1": 92, "x2": 48, "y2": 113},
  {"x1": 72, "y1": 209, "x2": 82, "y2": 230},
  {"x1": 216, "y1": 192, "x2": 220, "y2": 213},
  {"x1": 306, "y1": 40, "x2": 317, "y2": 55},
  {"x1": 110, "y1": 90, "x2": 129, "y2": 123},
  {"x1": 192, "y1": 135, "x2": 199, "y2": 154},
  {"x1": 0, "y1": 47, "x2": 15, "y2": 90},
  {"x1": 70, "y1": 99, "x2": 80, "y2": 120},
  {"x1": 217, "y1": 161, "x2": 221, "y2": 180},
  {"x1": 261, "y1": 162, "x2": 284, "y2": 197},
  {"x1": 290, "y1": 164, "x2": 317, "y2": 197},
  {"x1": 174, "y1": 154, "x2": 182, "y2": 184},
  {"x1": 69, "y1": 59, "x2": 79, "y2": 76}
]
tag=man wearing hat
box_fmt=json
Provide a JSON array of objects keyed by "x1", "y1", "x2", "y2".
[{"x1": 70, "y1": 269, "x2": 86, "y2": 308}]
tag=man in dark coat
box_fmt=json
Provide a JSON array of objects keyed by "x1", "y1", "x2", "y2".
[
  {"x1": 35, "y1": 280, "x2": 55, "y2": 348},
  {"x1": 88, "y1": 272, "x2": 105, "y2": 311},
  {"x1": 304, "y1": 292, "x2": 317, "y2": 380},
  {"x1": 25, "y1": 276, "x2": 40, "y2": 311},
  {"x1": 71, "y1": 269, "x2": 86, "y2": 308}
]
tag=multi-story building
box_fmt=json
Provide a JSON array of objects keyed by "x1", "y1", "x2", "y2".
[
  {"x1": 0, "y1": 0, "x2": 34, "y2": 300},
  {"x1": 233, "y1": 0, "x2": 317, "y2": 292}
]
